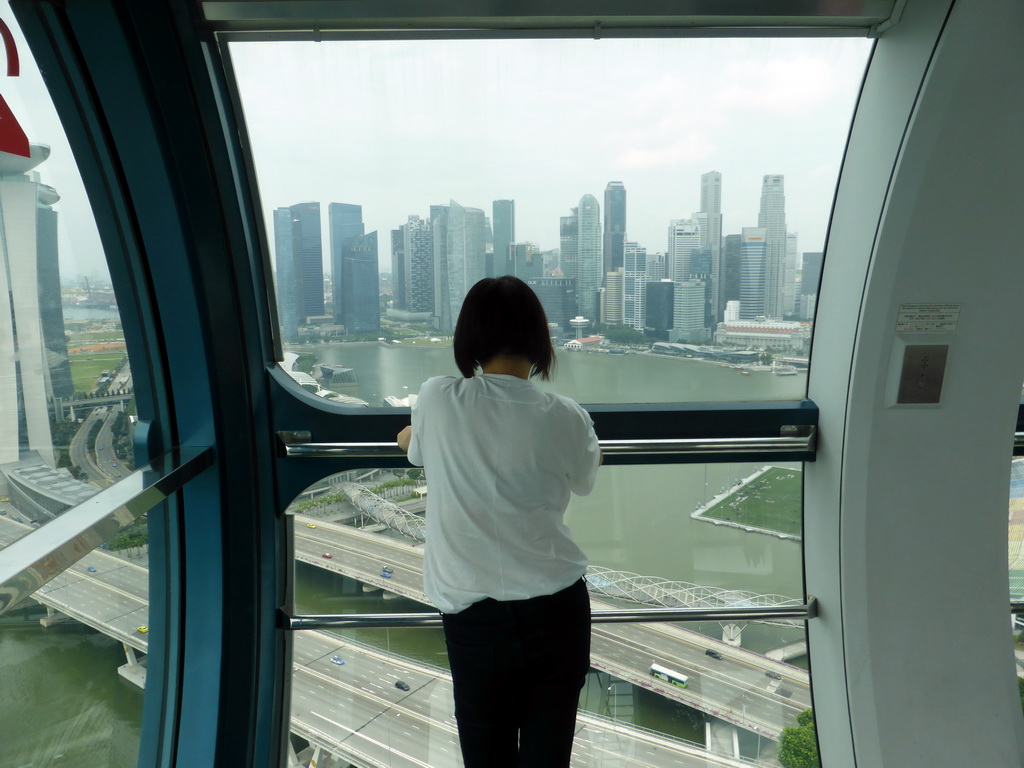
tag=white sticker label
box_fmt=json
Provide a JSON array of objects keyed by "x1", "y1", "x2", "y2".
[{"x1": 895, "y1": 303, "x2": 961, "y2": 333}]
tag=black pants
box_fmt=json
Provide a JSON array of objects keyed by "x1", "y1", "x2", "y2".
[{"x1": 441, "y1": 578, "x2": 591, "y2": 768}]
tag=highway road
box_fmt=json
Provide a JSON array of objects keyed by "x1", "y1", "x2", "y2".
[
  {"x1": 69, "y1": 407, "x2": 110, "y2": 487},
  {"x1": 95, "y1": 405, "x2": 131, "y2": 482},
  {"x1": 296, "y1": 517, "x2": 810, "y2": 738},
  {"x1": 1, "y1": 517, "x2": 757, "y2": 767}
]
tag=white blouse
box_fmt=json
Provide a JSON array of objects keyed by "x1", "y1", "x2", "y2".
[{"x1": 407, "y1": 374, "x2": 601, "y2": 614}]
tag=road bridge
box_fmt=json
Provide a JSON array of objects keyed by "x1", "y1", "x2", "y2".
[
  {"x1": 0, "y1": 517, "x2": 760, "y2": 767},
  {"x1": 297, "y1": 518, "x2": 810, "y2": 739}
]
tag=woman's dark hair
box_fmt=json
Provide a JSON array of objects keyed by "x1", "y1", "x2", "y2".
[{"x1": 453, "y1": 276, "x2": 556, "y2": 380}]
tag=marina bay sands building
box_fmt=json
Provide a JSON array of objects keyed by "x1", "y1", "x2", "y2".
[{"x1": 0, "y1": 144, "x2": 69, "y2": 465}]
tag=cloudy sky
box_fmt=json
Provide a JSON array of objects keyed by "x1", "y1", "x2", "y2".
[
  {"x1": 3, "y1": 10, "x2": 873, "y2": 278},
  {"x1": 231, "y1": 37, "x2": 873, "y2": 271}
]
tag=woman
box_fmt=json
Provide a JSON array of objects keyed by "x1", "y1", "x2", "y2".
[{"x1": 397, "y1": 275, "x2": 601, "y2": 767}]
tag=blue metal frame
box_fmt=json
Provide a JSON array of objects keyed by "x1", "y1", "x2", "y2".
[
  {"x1": 12, "y1": 2, "x2": 822, "y2": 766},
  {"x1": 14, "y1": 1, "x2": 286, "y2": 766}
]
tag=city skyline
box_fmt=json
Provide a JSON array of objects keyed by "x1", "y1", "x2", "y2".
[
  {"x1": 1, "y1": 18, "x2": 872, "y2": 281},
  {"x1": 232, "y1": 38, "x2": 872, "y2": 276}
]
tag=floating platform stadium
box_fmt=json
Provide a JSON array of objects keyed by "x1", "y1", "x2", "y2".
[{"x1": 692, "y1": 465, "x2": 803, "y2": 540}]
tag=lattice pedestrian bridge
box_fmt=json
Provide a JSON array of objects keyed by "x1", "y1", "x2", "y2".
[{"x1": 340, "y1": 483, "x2": 802, "y2": 626}]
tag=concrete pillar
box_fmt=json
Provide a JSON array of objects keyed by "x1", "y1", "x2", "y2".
[
  {"x1": 40, "y1": 606, "x2": 69, "y2": 627},
  {"x1": 722, "y1": 623, "x2": 742, "y2": 646},
  {"x1": 286, "y1": 740, "x2": 301, "y2": 767},
  {"x1": 309, "y1": 745, "x2": 321, "y2": 768},
  {"x1": 123, "y1": 644, "x2": 138, "y2": 666}
]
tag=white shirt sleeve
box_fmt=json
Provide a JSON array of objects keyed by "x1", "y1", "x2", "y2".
[
  {"x1": 567, "y1": 403, "x2": 600, "y2": 497},
  {"x1": 406, "y1": 382, "x2": 426, "y2": 467}
]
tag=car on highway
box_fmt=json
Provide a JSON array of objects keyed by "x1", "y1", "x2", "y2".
[
  {"x1": 777, "y1": 687, "x2": 793, "y2": 698},
  {"x1": 322, "y1": 552, "x2": 332, "y2": 559},
  {"x1": 137, "y1": 625, "x2": 149, "y2": 634},
  {"x1": 381, "y1": 565, "x2": 393, "y2": 578},
  {"x1": 705, "y1": 649, "x2": 722, "y2": 660},
  {"x1": 306, "y1": 523, "x2": 317, "y2": 529},
  {"x1": 111, "y1": 462, "x2": 118, "y2": 468},
  {"x1": 765, "y1": 671, "x2": 783, "y2": 680},
  {"x1": 395, "y1": 680, "x2": 410, "y2": 692},
  {"x1": 330, "y1": 656, "x2": 345, "y2": 665},
  {"x1": 87, "y1": 566, "x2": 97, "y2": 573}
]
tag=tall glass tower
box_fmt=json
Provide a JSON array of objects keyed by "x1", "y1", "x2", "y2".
[
  {"x1": 340, "y1": 231, "x2": 380, "y2": 334},
  {"x1": 700, "y1": 171, "x2": 723, "y2": 321},
  {"x1": 603, "y1": 181, "x2": 626, "y2": 280},
  {"x1": 403, "y1": 215, "x2": 434, "y2": 314},
  {"x1": 0, "y1": 144, "x2": 67, "y2": 464},
  {"x1": 444, "y1": 200, "x2": 487, "y2": 328},
  {"x1": 492, "y1": 199, "x2": 515, "y2": 277},
  {"x1": 559, "y1": 208, "x2": 578, "y2": 282},
  {"x1": 274, "y1": 202, "x2": 323, "y2": 341},
  {"x1": 576, "y1": 194, "x2": 602, "y2": 322},
  {"x1": 758, "y1": 175, "x2": 787, "y2": 319},
  {"x1": 329, "y1": 202, "x2": 364, "y2": 324},
  {"x1": 739, "y1": 226, "x2": 767, "y2": 320},
  {"x1": 623, "y1": 240, "x2": 647, "y2": 331}
]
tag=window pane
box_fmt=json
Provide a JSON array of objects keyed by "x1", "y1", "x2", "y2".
[
  {"x1": 1010, "y1": 457, "x2": 1024, "y2": 603},
  {"x1": 230, "y1": 38, "x2": 871, "y2": 405},
  {"x1": 0, "y1": 11, "x2": 144, "y2": 766},
  {"x1": 288, "y1": 463, "x2": 808, "y2": 764}
]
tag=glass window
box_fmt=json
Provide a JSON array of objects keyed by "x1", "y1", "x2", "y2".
[
  {"x1": 230, "y1": 38, "x2": 871, "y2": 405},
  {"x1": 0, "y1": 11, "x2": 143, "y2": 766},
  {"x1": 287, "y1": 462, "x2": 809, "y2": 765}
]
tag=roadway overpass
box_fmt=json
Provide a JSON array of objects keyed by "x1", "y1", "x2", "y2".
[
  {"x1": 297, "y1": 517, "x2": 810, "y2": 739},
  {"x1": 0, "y1": 517, "x2": 761, "y2": 767}
]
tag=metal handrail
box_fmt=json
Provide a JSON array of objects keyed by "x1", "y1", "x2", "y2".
[
  {"x1": 0, "y1": 447, "x2": 213, "y2": 616},
  {"x1": 283, "y1": 597, "x2": 818, "y2": 630},
  {"x1": 277, "y1": 426, "x2": 816, "y2": 460}
]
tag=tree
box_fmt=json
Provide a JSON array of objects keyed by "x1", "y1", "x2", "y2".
[{"x1": 777, "y1": 709, "x2": 820, "y2": 768}]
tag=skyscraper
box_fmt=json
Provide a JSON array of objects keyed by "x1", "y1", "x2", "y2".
[
  {"x1": 623, "y1": 241, "x2": 647, "y2": 331},
  {"x1": 671, "y1": 280, "x2": 707, "y2": 343},
  {"x1": 403, "y1": 215, "x2": 434, "y2": 314},
  {"x1": 739, "y1": 227, "x2": 767, "y2": 320},
  {"x1": 602, "y1": 268, "x2": 624, "y2": 325},
  {"x1": 667, "y1": 219, "x2": 701, "y2": 281},
  {"x1": 646, "y1": 252, "x2": 666, "y2": 282},
  {"x1": 329, "y1": 203, "x2": 364, "y2": 324},
  {"x1": 603, "y1": 181, "x2": 626, "y2": 280},
  {"x1": 0, "y1": 144, "x2": 69, "y2": 463},
  {"x1": 492, "y1": 200, "x2": 515, "y2": 277},
  {"x1": 576, "y1": 194, "x2": 602, "y2": 322},
  {"x1": 390, "y1": 227, "x2": 406, "y2": 310},
  {"x1": 430, "y1": 204, "x2": 450, "y2": 331},
  {"x1": 339, "y1": 231, "x2": 380, "y2": 334},
  {"x1": 525, "y1": 277, "x2": 577, "y2": 332},
  {"x1": 644, "y1": 280, "x2": 674, "y2": 340},
  {"x1": 758, "y1": 175, "x2": 787, "y2": 319},
  {"x1": 444, "y1": 200, "x2": 487, "y2": 328},
  {"x1": 801, "y1": 252, "x2": 824, "y2": 297},
  {"x1": 274, "y1": 202, "x2": 323, "y2": 342},
  {"x1": 721, "y1": 234, "x2": 743, "y2": 312},
  {"x1": 784, "y1": 232, "x2": 799, "y2": 317},
  {"x1": 559, "y1": 208, "x2": 579, "y2": 282},
  {"x1": 700, "y1": 171, "x2": 724, "y2": 321},
  {"x1": 512, "y1": 243, "x2": 542, "y2": 281}
]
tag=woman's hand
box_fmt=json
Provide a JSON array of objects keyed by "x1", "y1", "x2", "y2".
[{"x1": 397, "y1": 425, "x2": 413, "y2": 454}]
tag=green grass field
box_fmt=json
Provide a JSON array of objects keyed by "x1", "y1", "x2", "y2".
[
  {"x1": 701, "y1": 467, "x2": 803, "y2": 536},
  {"x1": 68, "y1": 352, "x2": 126, "y2": 394}
]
